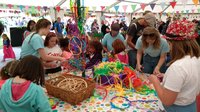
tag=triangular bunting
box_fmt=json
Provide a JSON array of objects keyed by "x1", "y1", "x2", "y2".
[
  {"x1": 31, "y1": 6, "x2": 36, "y2": 13},
  {"x1": 170, "y1": 1, "x2": 177, "y2": 9},
  {"x1": 181, "y1": 10, "x2": 184, "y2": 14},
  {"x1": 3, "y1": 4, "x2": 6, "y2": 9},
  {"x1": 25, "y1": 6, "x2": 29, "y2": 10},
  {"x1": 150, "y1": 3, "x2": 156, "y2": 10},
  {"x1": 19, "y1": 5, "x2": 24, "y2": 11},
  {"x1": 191, "y1": 9, "x2": 195, "y2": 13},
  {"x1": 37, "y1": 6, "x2": 41, "y2": 11},
  {"x1": 140, "y1": 3, "x2": 146, "y2": 10},
  {"x1": 192, "y1": 0, "x2": 199, "y2": 6},
  {"x1": 176, "y1": 11, "x2": 179, "y2": 14},
  {"x1": 131, "y1": 4, "x2": 137, "y2": 11},
  {"x1": 92, "y1": 6, "x2": 96, "y2": 12},
  {"x1": 160, "y1": 2, "x2": 166, "y2": 10},
  {"x1": 114, "y1": 5, "x2": 119, "y2": 12},
  {"x1": 122, "y1": 5, "x2": 127, "y2": 12},
  {"x1": 186, "y1": 10, "x2": 189, "y2": 13},
  {"x1": 7, "y1": 4, "x2": 13, "y2": 9},
  {"x1": 101, "y1": 6, "x2": 105, "y2": 11},
  {"x1": 198, "y1": 8, "x2": 200, "y2": 13},
  {"x1": 43, "y1": 6, "x2": 48, "y2": 11},
  {"x1": 13, "y1": 5, "x2": 18, "y2": 9},
  {"x1": 56, "y1": 6, "x2": 61, "y2": 12}
]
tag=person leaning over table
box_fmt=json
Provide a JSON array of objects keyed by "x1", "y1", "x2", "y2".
[
  {"x1": 136, "y1": 27, "x2": 169, "y2": 74},
  {"x1": 20, "y1": 18, "x2": 65, "y2": 62},
  {"x1": 148, "y1": 20, "x2": 200, "y2": 112}
]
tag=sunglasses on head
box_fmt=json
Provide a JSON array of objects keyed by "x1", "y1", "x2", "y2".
[{"x1": 143, "y1": 33, "x2": 155, "y2": 37}]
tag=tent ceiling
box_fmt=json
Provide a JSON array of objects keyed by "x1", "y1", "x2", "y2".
[{"x1": 0, "y1": 0, "x2": 199, "y2": 13}]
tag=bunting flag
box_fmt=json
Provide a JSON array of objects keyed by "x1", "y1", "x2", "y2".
[
  {"x1": 114, "y1": 5, "x2": 119, "y2": 12},
  {"x1": 122, "y1": 5, "x2": 127, "y2": 12},
  {"x1": 43, "y1": 6, "x2": 48, "y2": 11},
  {"x1": 31, "y1": 6, "x2": 36, "y2": 13},
  {"x1": 191, "y1": 9, "x2": 195, "y2": 13},
  {"x1": 131, "y1": 4, "x2": 137, "y2": 11},
  {"x1": 19, "y1": 5, "x2": 24, "y2": 11},
  {"x1": 56, "y1": 6, "x2": 61, "y2": 12},
  {"x1": 181, "y1": 10, "x2": 184, "y2": 14},
  {"x1": 160, "y1": 2, "x2": 166, "y2": 10},
  {"x1": 186, "y1": 10, "x2": 189, "y2": 13},
  {"x1": 3, "y1": 4, "x2": 6, "y2": 9},
  {"x1": 140, "y1": 3, "x2": 146, "y2": 10},
  {"x1": 37, "y1": 6, "x2": 41, "y2": 11},
  {"x1": 92, "y1": 6, "x2": 96, "y2": 12},
  {"x1": 176, "y1": 11, "x2": 179, "y2": 14},
  {"x1": 7, "y1": 4, "x2": 12, "y2": 9},
  {"x1": 100, "y1": 6, "x2": 105, "y2": 11},
  {"x1": 50, "y1": 7, "x2": 54, "y2": 13},
  {"x1": 198, "y1": 8, "x2": 200, "y2": 13},
  {"x1": 25, "y1": 6, "x2": 29, "y2": 10},
  {"x1": 170, "y1": 1, "x2": 177, "y2": 9},
  {"x1": 13, "y1": 5, "x2": 18, "y2": 9},
  {"x1": 192, "y1": 0, "x2": 199, "y2": 6},
  {"x1": 181, "y1": 0, "x2": 189, "y2": 8},
  {"x1": 150, "y1": 3, "x2": 156, "y2": 10}
]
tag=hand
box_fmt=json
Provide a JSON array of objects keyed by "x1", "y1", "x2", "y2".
[
  {"x1": 59, "y1": 57, "x2": 66, "y2": 62},
  {"x1": 148, "y1": 75, "x2": 160, "y2": 84},
  {"x1": 153, "y1": 66, "x2": 161, "y2": 75},
  {"x1": 136, "y1": 64, "x2": 143, "y2": 72},
  {"x1": 156, "y1": 73, "x2": 164, "y2": 78}
]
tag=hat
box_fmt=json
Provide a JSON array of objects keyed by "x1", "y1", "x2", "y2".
[
  {"x1": 162, "y1": 20, "x2": 198, "y2": 40},
  {"x1": 111, "y1": 23, "x2": 120, "y2": 31},
  {"x1": 143, "y1": 13, "x2": 156, "y2": 27}
]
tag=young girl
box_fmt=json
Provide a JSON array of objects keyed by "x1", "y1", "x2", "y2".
[
  {"x1": 0, "y1": 60, "x2": 19, "y2": 88},
  {"x1": 136, "y1": 27, "x2": 169, "y2": 74},
  {"x1": 44, "y1": 32, "x2": 62, "y2": 74},
  {"x1": 2, "y1": 34, "x2": 16, "y2": 62},
  {"x1": 149, "y1": 20, "x2": 200, "y2": 111},
  {"x1": 86, "y1": 40, "x2": 103, "y2": 69},
  {"x1": 20, "y1": 18, "x2": 64, "y2": 62},
  {"x1": 23, "y1": 20, "x2": 36, "y2": 39},
  {"x1": 0, "y1": 55, "x2": 51, "y2": 112},
  {"x1": 110, "y1": 39, "x2": 128, "y2": 64},
  {"x1": 59, "y1": 38, "x2": 72, "y2": 59}
]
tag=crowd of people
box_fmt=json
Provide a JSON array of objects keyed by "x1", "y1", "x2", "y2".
[{"x1": 0, "y1": 10, "x2": 200, "y2": 112}]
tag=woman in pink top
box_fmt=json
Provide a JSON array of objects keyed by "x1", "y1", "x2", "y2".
[{"x1": 110, "y1": 39, "x2": 128, "y2": 64}]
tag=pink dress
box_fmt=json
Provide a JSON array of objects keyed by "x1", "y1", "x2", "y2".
[
  {"x1": 3, "y1": 39, "x2": 15, "y2": 60},
  {"x1": 109, "y1": 51, "x2": 128, "y2": 64}
]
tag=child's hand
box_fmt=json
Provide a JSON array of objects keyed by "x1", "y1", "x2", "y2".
[
  {"x1": 136, "y1": 64, "x2": 143, "y2": 72},
  {"x1": 153, "y1": 66, "x2": 161, "y2": 75}
]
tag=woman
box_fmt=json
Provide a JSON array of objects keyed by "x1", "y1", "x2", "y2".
[
  {"x1": 149, "y1": 20, "x2": 200, "y2": 111},
  {"x1": 20, "y1": 19, "x2": 64, "y2": 62},
  {"x1": 23, "y1": 20, "x2": 36, "y2": 39},
  {"x1": 136, "y1": 27, "x2": 169, "y2": 74}
]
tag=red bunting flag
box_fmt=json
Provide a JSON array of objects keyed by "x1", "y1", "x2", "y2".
[
  {"x1": 37, "y1": 6, "x2": 41, "y2": 11},
  {"x1": 192, "y1": 0, "x2": 199, "y2": 6},
  {"x1": 101, "y1": 6, "x2": 105, "y2": 11},
  {"x1": 170, "y1": 1, "x2": 177, "y2": 9},
  {"x1": 140, "y1": 3, "x2": 146, "y2": 10},
  {"x1": 56, "y1": 6, "x2": 60, "y2": 12},
  {"x1": 7, "y1": 4, "x2": 13, "y2": 9}
]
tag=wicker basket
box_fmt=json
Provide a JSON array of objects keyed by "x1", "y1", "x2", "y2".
[{"x1": 45, "y1": 74, "x2": 95, "y2": 105}]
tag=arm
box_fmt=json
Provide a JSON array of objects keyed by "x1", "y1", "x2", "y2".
[
  {"x1": 126, "y1": 35, "x2": 135, "y2": 49},
  {"x1": 38, "y1": 48, "x2": 64, "y2": 61},
  {"x1": 149, "y1": 75, "x2": 178, "y2": 106},
  {"x1": 136, "y1": 49, "x2": 143, "y2": 71},
  {"x1": 153, "y1": 53, "x2": 167, "y2": 74}
]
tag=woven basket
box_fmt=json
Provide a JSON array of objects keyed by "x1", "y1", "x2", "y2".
[{"x1": 45, "y1": 74, "x2": 95, "y2": 105}]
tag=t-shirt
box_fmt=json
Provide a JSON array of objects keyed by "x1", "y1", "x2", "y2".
[
  {"x1": 20, "y1": 33, "x2": 44, "y2": 58},
  {"x1": 162, "y1": 55, "x2": 200, "y2": 106},
  {"x1": 54, "y1": 22, "x2": 63, "y2": 34},
  {"x1": 126, "y1": 22, "x2": 145, "y2": 45},
  {"x1": 135, "y1": 37, "x2": 170, "y2": 57},
  {"x1": 102, "y1": 33, "x2": 125, "y2": 51},
  {"x1": 44, "y1": 45, "x2": 62, "y2": 69}
]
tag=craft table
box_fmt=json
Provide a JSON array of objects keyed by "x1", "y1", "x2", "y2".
[{"x1": 46, "y1": 71, "x2": 165, "y2": 112}]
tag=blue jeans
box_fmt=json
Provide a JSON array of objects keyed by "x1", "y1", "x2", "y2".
[
  {"x1": 164, "y1": 101, "x2": 196, "y2": 112},
  {"x1": 128, "y1": 49, "x2": 137, "y2": 69},
  {"x1": 142, "y1": 54, "x2": 167, "y2": 74}
]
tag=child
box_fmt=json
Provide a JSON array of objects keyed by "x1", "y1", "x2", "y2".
[
  {"x1": 44, "y1": 32, "x2": 62, "y2": 74},
  {"x1": 0, "y1": 55, "x2": 52, "y2": 112},
  {"x1": 110, "y1": 39, "x2": 128, "y2": 64},
  {"x1": 0, "y1": 60, "x2": 19, "y2": 88},
  {"x1": 149, "y1": 20, "x2": 200, "y2": 111},
  {"x1": 2, "y1": 34, "x2": 16, "y2": 62},
  {"x1": 59, "y1": 38, "x2": 72, "y2": 59},
  {"x1": 86, "y1": 40, "x2": 103, "y2": 69},
  {"x1": 136, "y1": 27, "x2": 169, "y2": 74}
]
